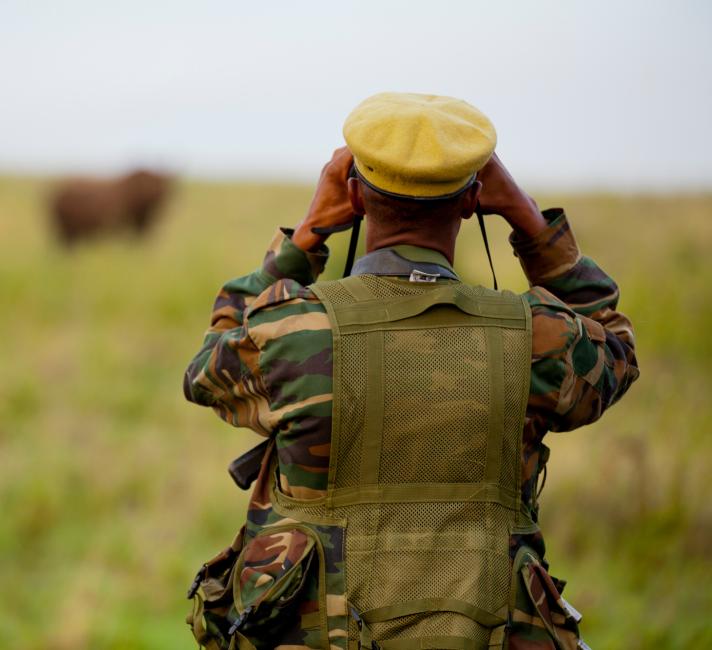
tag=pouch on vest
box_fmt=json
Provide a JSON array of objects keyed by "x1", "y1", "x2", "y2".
[
  {"x1": 188, "y1": 522, "x2": 334, "y2": 650},
  {"x1": 506, "y1": 546, "x2": 585, "y2": 650},
  {"x1": 186, "y1": 526, "x2": 246, "y2": 650}
]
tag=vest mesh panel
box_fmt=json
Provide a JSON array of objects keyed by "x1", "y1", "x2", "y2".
[
  {"x1": 360, "y1": 274, "x2": 435, "y2": 298},
  {"x1": 500, "y1": 329, "x2": 530, "y2": 489},
  {"x1": 379, "y1": 326, "x2": 489, "y2": 484}
]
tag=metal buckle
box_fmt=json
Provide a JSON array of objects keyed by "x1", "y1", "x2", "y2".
[
  {"x1": 186, "y1": 564, "x2": 206, "y2": 599},
  {"x1": 560, "y1": 597, "x2": 583, "y2": 623},
  {"x1": 349, "y1": 606, "x2": 381, "y2": 649},
  {"x1": 228, "y1": 605, "x2": 254, "y2": 636},
  {"x1": 350, "y1": 605, "x2": 362, "y2": 627}
]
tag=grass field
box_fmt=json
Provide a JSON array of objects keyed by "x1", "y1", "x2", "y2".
[{"x1": 1, "y1": 176, "x2": 711, "y2": 649}]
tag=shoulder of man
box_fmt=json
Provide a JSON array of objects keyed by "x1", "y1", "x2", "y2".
[{"x1": 245, "y1": 279, "x2": 331, "y2": 352}]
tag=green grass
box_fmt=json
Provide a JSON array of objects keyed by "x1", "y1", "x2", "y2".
[{"x1": 1, "y1": 176, "x2": 711, "y2": 648}]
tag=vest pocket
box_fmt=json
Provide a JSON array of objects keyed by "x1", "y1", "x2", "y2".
[
  {"x1": 234, "y1": 526, "x2": 318, "y2": 638},
  {"x1": 186, "y1": 525, "x2": 246, "y2": 650},
  {"x1": 188, "y1": 522, "x2": 338, "y2": 650},
  {"x1": 506, "y1": 547, "x2": 584, "y2": 650},
  {"x1": 236, "y1": 523, "x2": 343, "y2": 649}
]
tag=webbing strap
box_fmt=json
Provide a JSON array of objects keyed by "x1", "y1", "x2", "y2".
[
  {"x1": 361, "y1": 597, "x2": 506, "y2": 628},
  {"x1": 484, "y1": 327, "x2": 504, "y2": 483},
  {"x1": 342, "y1": 277, "x2": 385, "y2": 485},
  {"x1": 358, "y1": 616, "x2": 485, "y2": 649},
  {"x1": 329, "y1": 299, "x2": 527, "y2": 338},
  {"x1": 309, "y1": 281, "x2": 343, "y2": 496},
  {"x1": 339, "y1": 313, "x2": 527, "y2": 334},
  {"x1": 333, "y1": 284, "x2": 527, "y2": 324},
  {"x1": 328, "y1": 481, "x2": 520, "y2": 509},
  {"x1": 361, "y1": 330, "x2": 384, "y2": 484},
  {"x1": 340, "y1": 274, "x2": 376, "y2": 301},
  {"x1": 229, "y1": 631, "x2": 258, "y2": 650},
  {"x1": 385, "y1": 288, "x2": 482, "y2": 321},
  {"x1": 356, "y1": 598, "x2": 507, "y2": 649},
  {"x1": 379, "y1": 636, "x2": 486, "y2": 649},
  {"x1": 344, "y1": 215, "x2": 364, "y2": 277},
  {"x1": 477, "y1": 209, "x2": 498, "y2": 291},
  {"x1": 186, "y1": 592, "x2": 224, "y2": 650}
]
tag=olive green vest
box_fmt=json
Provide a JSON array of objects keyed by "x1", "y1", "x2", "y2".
[{"x1": 276, "y1": 274, "x2": 533, "y2": 649}]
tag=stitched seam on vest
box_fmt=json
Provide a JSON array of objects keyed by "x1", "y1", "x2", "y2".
[
  {"x1": 361, "y1": 330, "x2": 384, "y2": 485},
  {"x1": 308, "y1": 282, "x2": 342, "y2": 500},
  {"x1": 327, "y1": 483, "x2": 520, "y2": 509},
  {"x1": 485, "y1": 328, "x2": 504, "y2": 484}
]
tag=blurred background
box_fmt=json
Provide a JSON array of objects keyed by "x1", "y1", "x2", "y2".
[{"x1": 1, "y1": 1, "x2": 711, "y2": 648}]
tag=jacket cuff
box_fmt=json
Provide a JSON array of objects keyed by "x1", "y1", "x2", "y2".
[
  {"x1": 259, "y1": 228, "x2": 329, "y2": 286},
  {"x1": 509, "y1": 209, "x2": 581, "y2": 284}
]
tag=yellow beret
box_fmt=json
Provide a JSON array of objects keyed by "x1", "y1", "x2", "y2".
[{"x1": 343, "y1": 92, "x2": 496, "y2": 199}]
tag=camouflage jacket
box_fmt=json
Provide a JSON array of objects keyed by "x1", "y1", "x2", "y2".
[{"x1": 184, "y1": 209, "x2": 639, "y2": 648}]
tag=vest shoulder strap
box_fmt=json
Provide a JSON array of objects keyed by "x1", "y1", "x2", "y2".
[{"x1": 312, "y1": 275, "x2": 529, "y2": 327}]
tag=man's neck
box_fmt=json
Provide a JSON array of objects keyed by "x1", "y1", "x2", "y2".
[
  {"x1": 351, "y1": 245, "x2": 458, "y2": 279},
  {"x1": 366, "y1": 234, "x2": 456, "y2": 265}
]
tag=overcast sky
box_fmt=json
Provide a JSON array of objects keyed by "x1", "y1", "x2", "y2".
[{"x1": 1, "y1": 0, "x2": 711, "y2": 189}]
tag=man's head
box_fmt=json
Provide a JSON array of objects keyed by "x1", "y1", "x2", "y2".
[
  {"x1": 347, "y1": 174, "x2": 481, "y2": 263},
  {"x1": 343, "y1": 92, "x2": 496, "y2": 263}
]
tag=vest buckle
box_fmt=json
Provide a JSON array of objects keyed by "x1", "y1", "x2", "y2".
[
  {"x1": 186, "y1": 564, "x2": 207, "y2": 599},
  {"x1": 228, "y1": 605, "x2": 254, "y2": 636},
  {"x1": 350, "y1": 605, "x2": 381, "y2": 649}
]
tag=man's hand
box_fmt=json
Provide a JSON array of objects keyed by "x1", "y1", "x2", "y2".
[
  {"x1": 292, "y1": 147, "x2": 355, "y2": 252},
  {"x1": 476, "y1": 153, "x2": 548, "y2": 238}
]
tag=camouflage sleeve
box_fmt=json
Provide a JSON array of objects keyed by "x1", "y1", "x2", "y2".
[
  {"x1": 182, "y1": 228, "x2": 328, "y2": 431},
  {"x1": 512, "y1": 209, "x2": 640, "y2": 432}
]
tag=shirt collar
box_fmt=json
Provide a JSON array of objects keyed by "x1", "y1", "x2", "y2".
[
  {"x1": 350, "y1": 245, "x2": 458, "y2": 279},
  {"x1": 386, "y1": 245, "x2": 456, "y2": 274}
]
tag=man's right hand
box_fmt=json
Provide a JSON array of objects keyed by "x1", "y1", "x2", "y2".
[
  {"x1": 476, "y1": 153, "x2": 548, "y2": 238},
  {"x1": 292, "y1": 147, "x2": 355, "y2": 252}
]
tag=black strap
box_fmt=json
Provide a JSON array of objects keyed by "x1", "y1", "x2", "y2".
[
  {"x1": 311, "y1": 222, "x2": 355, "y2": 235},
  {"x1": 343, "y1": 215, "x2": 363, "y2": 277},
  {"x1": 476, "y1": 205, "x2": 498, "y2": 291},
  {"x1": 314, "y1": 201, "x2": 494, "y2": 283},
  {"x1": 308, "y1": 163, "x2": 363, "y2": 278},
  {"x1": 311, "y1": 214, "x2": 363, "y2": 278}
]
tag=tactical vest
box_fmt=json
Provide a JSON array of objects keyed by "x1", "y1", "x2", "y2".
[{"x1": 277, "y1": 274, "x2": 534, "y2": 649}]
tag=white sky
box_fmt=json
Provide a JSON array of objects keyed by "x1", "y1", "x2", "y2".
[{"x1": 1, "y1": 0, "x2": 711, "y2": 189}]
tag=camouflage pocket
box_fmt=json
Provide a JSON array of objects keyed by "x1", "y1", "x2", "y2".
[
  {"x1": 234, "y1": 526, "x2": 317, "y2": 637},
  {"x1": 186, "y1": 526, "x2": 246, "y2": 650},
  {"x1": 188, "y1": 522, "x2": 340, "y2": 650},
  {"x1": 507, "y1": 547, "x2": 587, "y2": 650}
]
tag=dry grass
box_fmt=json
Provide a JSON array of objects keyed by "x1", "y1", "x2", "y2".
[{"x1": 1, "y1": 176, "x2": 710, "y2": 648}]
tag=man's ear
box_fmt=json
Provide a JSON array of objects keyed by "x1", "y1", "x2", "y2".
[
  {"x1": 460, "y1": 180, "x2": 482, "y2": 220},
  {"x1": 348, "y1": 177, "x2": 365, "y2": 216}
]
